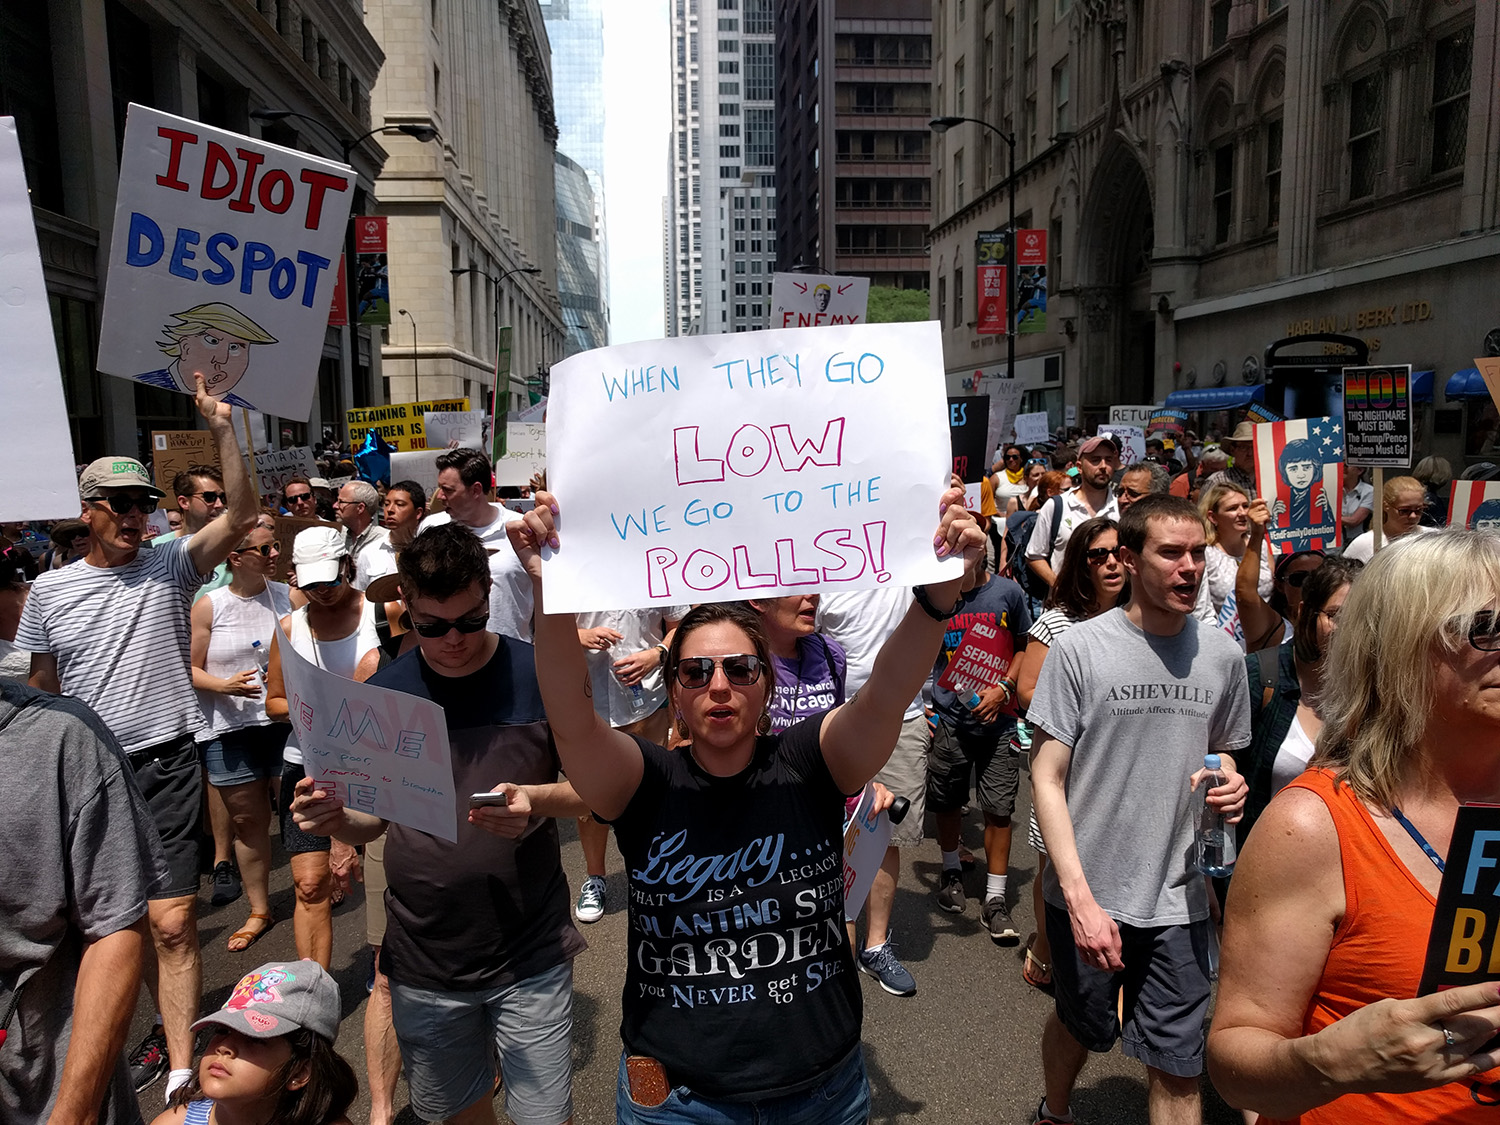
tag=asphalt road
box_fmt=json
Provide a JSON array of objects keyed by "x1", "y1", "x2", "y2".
[{"x1": 130, "y1": 777, "x2": 1242, "y2": 1124}]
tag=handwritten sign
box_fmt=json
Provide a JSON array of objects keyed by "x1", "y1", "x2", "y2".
[
  {"x1": 1013, "y1": 411, "x2": 1051, "y2": 446},
  {"x1": 246, "y1": 446, "x2": 317, "y2": 501},
  {"x1": 1098, "y1": 424, "x2": 1145, "y2": 466},
  {"x1": 1419, "y1": 804, "x2": 1500, "y2": 995},
  {"x1": 494, "y1": 423, "x2": 546, "y2": 487},
  {"x1": 276, "y1": 632, "x2": 458, "y2": 842},
  {"x1": 542, "y1": 321, "x2": 961, "y2": 612},
  {"x1": 271, "y1": 516, "x2": 343, "y2": 581},
  {"x1": 770, "y1": 273, "x2": 870, "y2": 328},
  {"x1": 1342, "y1": 365, "x2": 1412, "y2": 469},
  {"x1": 1253, "y1": 418, "x2": 1344, "y2": 554},
  {"x1": 977, "y1": 376, "x2": 1025, "y2": 465},
  {"x1": 422, "y1": 410, "x2": 486, "y2": 450},
  {"x1": 97, "y1": 105, "x2": 354, "y2": 420},
  {"x1": 515, "y1": 397, "x2": 547, "y2": 423},
  {"x1": 842, "y1": 783, "x2": 893, "y2": 917},
  {"x1": 1108, "y1": 405, "x2": 1156, "y2": 428},
  {"x1": 151, "y1": 430, "x2": 220, "y2": 496},
  {"x1": 1448, "y1": 481, "x2": 1500, "y2": 531},
  {"x1": 346, "y1": 398, "x2": 470, "y2": 451}
]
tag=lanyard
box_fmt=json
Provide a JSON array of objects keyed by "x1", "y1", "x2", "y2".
[{"x1": 1391, "y1": 806, "x2": 1445, "y2": 873}]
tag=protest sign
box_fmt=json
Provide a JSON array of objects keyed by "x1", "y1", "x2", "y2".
[
  {"x1": 490, "y1": 325, "x2": 514, "y2": 460},
  {"x1": 1418, "y1": 804, "x2": 1500, "y2": 995},
  {"x1": 1014, "y1": 411, "x2": 1051, "y2": 446},
  {"x1": 1109, "y1": 405, "x2": 1156, "y2": 428},
  {"x1": 1448, "y1": 481, "x2": 1500, "y2": 530},
  {"x1": 1015, "y1": 228, "x2": 1047, "y2": 334},
  {"x1": 1252, "y1": 418, "x2": 1344, "y2": 554},
  {"x1": 271, "y1": 516, "x2": 343, "y2": 582},
  {"x1": 1342, "y1": 365, "x2": 1412, "y2": 469},
  {"x1": 935, "y1": 617, "x2": 1016, "y2": 697},
  {"x1": 978, "y1": 376, "x2": 1025, "y2": 462},
  {"x1": 1064, "y1": 405, "x2": 1077, "y2": 427},
  {"x1": 276, "y1": 632, "x2": 459, "y2": 842},
  {"x1": 346, "y1": 398, "x2": 469, "y2": 451},
  {"x1": 0, "y1": 118, "x2": 85, "y2": 523},
  {"x1": 422, "y1": 410, "x2": 486, "y2": 450},
  {"x1": 389, "y1": 450, "x2": 444, "y2": 502},
  {"x1": 975, "y1": 231, "x2": 1007, "y2": 335},
  {"x1": 516, "y1": 397, "x2": 548, "y2": 423},
  {"x1": 842, "y1": 782, "x2": 893, "y2": 918},
  {"x1": 1148, "y1": 408, "x2": 1189, "y2": 436},
  {"x1": 1245, "y1": 401, "x2": 1285, "y2": 425},
  {"x1": 1098, "y1": 425, "x2": 1145, "y2": 465},
  {"x1": 493, "y1": 424, "x2": 547, "y2": 487},
  {"x1": 143, "y1": 507, "x2": 175, "y2": 539},
  {"x1": 96, "y1": 105, "x2": 353, "y2": 420},
  {"x1": 245, "y1": 446, "x2": 317, "y2": 502},
  {"x1": 770, "y1": 273, "x2": 870, "y2": 328},
  {"x1": 949, "y1": 396, "x2": 991, "y2": 511},
  {"x1": 542, "y1": 321, "x2": 963, "y2": 612},
  {"x1": 151, "y1": 430, "x2": 220, "y2": 496},
  {"x1": 1476, "y1": 357, "x2": 1500, "y2": 412},
  {"x1": 353, "y1": 216, "x2": 390, "y2": 326}
]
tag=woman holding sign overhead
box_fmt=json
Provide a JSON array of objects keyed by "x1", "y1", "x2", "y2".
[
  {"x1": 509, "y1": 484, "x2": 982, "y2": 1122},
  {"x1": 1208, "y1": 530, "x2": 1500, "y2": 1122}
]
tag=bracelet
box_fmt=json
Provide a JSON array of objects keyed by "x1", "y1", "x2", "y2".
[
  {"x1": 655, "y1": 643, "x2": 668, "y2": 665},
  {"x1": 913, "y1": 585, "x2": 960, "y2": 621}
]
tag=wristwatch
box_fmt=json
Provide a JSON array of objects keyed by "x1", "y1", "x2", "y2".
[
  {"x1": 913, "y1": 585, "x2": 959, "y2": 621},
  {"x1": 654, "y1": 643, "x2": 669, "y2": 666}
]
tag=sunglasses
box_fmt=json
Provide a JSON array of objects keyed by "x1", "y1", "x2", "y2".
[
  {"x1": 1393, "y1": 505, "x2": 1425, "y2": 517},
  {"x1": 1004, "y1": 453, "x2": 1023, "y2": 461},
  {"x1": 1026, "y1": 458, "x2": 1048, "y2": 467},
  {"x1": 300, "y1": 577, "x2": 344, "y2": 593},
  {"x1": 233, "y1": 542, "x2": 280, "y2": 558},
  {"x1": 1467, "y1": 611, "x2": 1500, "y2": 653},
  {"x1": 285, "y1": 491, "x2": 314, "y2": 503},
  {"x1": 1085, "y1": 546, "x2": 1122, "y2": 564},
  {"x1": 86, "y1": 495, "x2": 157, "y2": 515},
  {"x1": 676, "y1": 653, "x2": 764, "y2": 689},
  {"x1": 191, "y1": 491, "x2": 227, "y2": 505},
  {"x1": 410, "y1": 612, "x2": 491, "y2": 638}
]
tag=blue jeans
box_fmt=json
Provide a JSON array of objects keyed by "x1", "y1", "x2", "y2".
[{"x1": 615, "y1": 1046, "x2": 870, "y2": 1124}]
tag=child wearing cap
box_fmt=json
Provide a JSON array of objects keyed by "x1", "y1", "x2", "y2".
[{"x1": 153, "y1": 960, "x2": 357, "y2": 1125}]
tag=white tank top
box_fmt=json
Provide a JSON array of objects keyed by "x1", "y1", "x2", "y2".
[
  {"x1": 281, "y1": 599, "x2": 380, "y2": 765},
  {"x1": 199, "y1": 582, "x2": 292, "y2": 737}
]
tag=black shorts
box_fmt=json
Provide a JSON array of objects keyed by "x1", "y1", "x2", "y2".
[
  {"x1": 279, "y1": 762, "x2": 331, "y2": 855},
  {"x1": 1044, "y1": 902, "x2": 1213, "y2": 1078},
  {"x1": 129, "y1": 734, "x2": 203, "y2": 900},
  {"x1": 926, "y1": 719, "x2": 1019, "y2": 820}
]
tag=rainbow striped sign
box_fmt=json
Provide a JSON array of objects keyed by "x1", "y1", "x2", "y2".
[{"x1": 1341, "y1": 364, "x2": 1412, "y2": 469}]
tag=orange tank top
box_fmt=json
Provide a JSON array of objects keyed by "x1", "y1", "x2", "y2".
[{"x1": 1262, "y1": 768, "x2": 1500, "y2": 1124}]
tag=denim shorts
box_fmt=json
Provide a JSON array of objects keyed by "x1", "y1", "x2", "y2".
[
  {"x1": 278, "y1": 762, "x2": 330, "y2": 855},
  {"x1": 389, "y1": 961, "x2": 574, "y2": 1124},
  {"x1": 200, "y1": 723, "x2": 290, "y2": 787},
  {"x1": 616, "y1": 1045, "x2": 869, "y2": 1125}
]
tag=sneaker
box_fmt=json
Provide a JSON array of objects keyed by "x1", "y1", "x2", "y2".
[
  {"x1": 1013, "y1": 719, "x2": 1034, "y2": 753},
  {"x1": 857, "y1": 941, "x2": 916, "y2": 997},
  {"x1": 129, "y1": 1026, "x2": 168, "y2": 1091},
  {"x1": 1030, "y1": 1097, "x2": 1074, "y2": 1124},
  {"x1": 937, "y1": 868, "x2": 966, "y2": 914},
  {"x1": 575, "y1": 875, "x2": 607, "y2": 923},
  {"x1": 210, "y1": 860, "x2": 242, "y2": 906},
  {"x1": 982, "y1": 896, "x2": 1021, "y2": 945}
]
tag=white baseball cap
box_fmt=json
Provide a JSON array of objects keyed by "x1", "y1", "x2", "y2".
[{"x1": 291, "y1": 526, "x2": 348, "y2": 586}]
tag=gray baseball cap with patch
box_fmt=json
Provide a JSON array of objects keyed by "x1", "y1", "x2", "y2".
[
  {"x1": 77, "y1": 457, "x2": 164, "y2": 499},
  {"x1": 191, "y1": 960, "x2": 340, "y2": 1041}
]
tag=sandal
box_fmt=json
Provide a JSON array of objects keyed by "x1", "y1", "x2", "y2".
[
  {"x1": 227, "y1": 913, "x2": 275, "y2": 953},
  {"x1": 1022, "y1": 934, "x2": 1053, "y2": 993}
]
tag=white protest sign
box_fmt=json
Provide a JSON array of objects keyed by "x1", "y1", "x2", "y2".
[
  {"x1": 770, "y1": 273, "x2": 871, "y2": 329},
  {"x1": 245, "y1": 446, "x2": 317, "y2": 500},
  {"x1": 276, "y1": 632, "x2": 459, "y2": 841},
  {"x1": 515, "y1": 397, "x2": 548, "y2": 423},
  {"x1": 1108, "y1": 404, "x2": 1156, "y2": 428},
  {"x1": 1098, "y1": 424, "x2": 1145, "y2": 465},
  {"x1": 981, "y1": 377, "x2": 1026, "y2": 461},
  {"x1": 97, "y1": 104, "x2": 354, "y2": 420},
  {"x1": 544, "y1": 321, "x2": 961, "y2": 612},
  {"x1": 494, "y1": 423, "x2": 546, "y2": 487},
  {"x1": 841, "y1": 782, "x2": 893, "y2": 917},
  {"x1": 0, "y1": 119, "x2": 82, "y2": 522},
  {"x1": 1013, "y1": 411, "x2": 1051, "y2": 446},
  {"x1": 422, "y1": 410, "x2": 486, "y2": 450},
  {"x1": 389, "y1": 450, "x2": 443, "y2": 499}
]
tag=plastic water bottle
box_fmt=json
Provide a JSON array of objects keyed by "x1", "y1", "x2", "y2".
[
  {"x1": 628, "y1": 683, "x2": 648, "y2": 715},
  {"x1": 250, "y1": 640, "x2": 270, "y2": 690},
  {"x1": 1195, "y1": 754, "x2": 1237, "y2": 877},
  {"x1": 960, "y1": 689, "x2": 984, "y2": 712}
]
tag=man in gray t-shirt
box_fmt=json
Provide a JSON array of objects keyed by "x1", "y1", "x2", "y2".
[{"x1": 1027, "y1": 494, "x2": 1250, "y2": 1125}]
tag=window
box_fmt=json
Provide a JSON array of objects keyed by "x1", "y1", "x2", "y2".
[
  {"x1": 734, "y1": 238, "x2": 746, "y2": 252},
  {"x1": 983, "y1": 34, "x2": 994, "y2": 105},
  {"x1": 745, "y1": 106, "x2": 775, "y2": 166},
  {"x1": 720, "y1": 39, "x2": 738, "y2": 52},
  {"x1": 721, "y1": 102, "x2": 739, "y2": 115},
  {"x1": 718, "y1": 18, "x2": 737, "y2": 30},
  {"x1": 937, "y1": 275, "x2": 947, "y2": 324},
  {"x1": 1052, "y1": 59, "x2": 1070, "y2": 133},
  {"x1": 735, "y1": 282, "x2": 746, "y2": 295},
  {"x1": 1430, "y1": 28, "x2": 1473, "y2": 175},
  {"x1": 719, "y1": 82, "x2": 740, "y2": 94},
  {"x1": 743, "y1": 0, "x2": 772, "y2": 34},
  {"x1": 744, "y1": 42, "x2": 774, "y2": 100},
  {"x1": 1208, "y1": 0, "x2": 1231, "y2": 50},
  {"x1": 751, "y1": 260, "x2": 762, "y2": 273},
  {"x1": 734, "y1": 217, "x2": 746, "y2": 230},
  {"x1": 751, "y1": 239, "x2": 762, "y2": 252},
  {"x1": 952, "y1": 269, "x2": 964, "y2": 327},
  {"x1": 1264, "y1": 118, "x2": 1283, "y2": 227},
  {"x1": 752, "y1": 303, "x2": 763, "y2": 317},
  {"x1": 734, "y1": 261, "x2": 746, "y2": 274},
  {"x1": 735, "y1": 303, "x2": 747, "y2": 316},
  {"x1": 720, "y1": 123, "x2": 740, "y2": 136},
  {"x1": 955, "y1": 58, "x2": 966, "y2": 115},
  {"x1": 954, "y1": 149, "x2": 965, "y2": 208},
  {"x1": 751, "y1": 282, "x2": 763, "y2": 295},
  {"x1": 719, "y1": 145, "x2": 740, "y2": 157},
  {"x1": 720, "y1": 165, "x2": 740, "y2": 177},
  {"x1": 719, "y1": 60, "x2": 739, "y2": 73},
  {"x1": 1348, "y1": 72, "x2": 1383, "y2": 200},
  {"x1": 1212, "y1": 142, "x2": 1233, "y2": 244}
]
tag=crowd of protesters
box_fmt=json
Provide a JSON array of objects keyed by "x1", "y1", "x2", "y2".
[{"x1": 5, "y1": 388, "x2": 1500, "y2": 1125}]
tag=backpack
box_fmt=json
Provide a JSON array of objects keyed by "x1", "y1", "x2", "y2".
[{"x1": 1004, "y1": 498, "x2": 1063, "y2": 600}]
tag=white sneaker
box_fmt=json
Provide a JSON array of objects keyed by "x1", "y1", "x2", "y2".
[{"x1": 575, "y1": 875, "x2": 607, "y2": 923}]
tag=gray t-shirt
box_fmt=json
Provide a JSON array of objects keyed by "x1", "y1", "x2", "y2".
[
  {"x1": 1028, "y1": 607, "x2": 1251, "y2": 927},
  {"x1": 0, "y1": 682, "x2": 168, "y2": 1125}
]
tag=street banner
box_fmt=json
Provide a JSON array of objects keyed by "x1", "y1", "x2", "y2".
[
  {"x1": 353, "y1": 216, "x2": 389, "y2": 326},
  {"x1": 1418, "y1": 804, "x2": 1500, "y2": 995},
  {"x1": 1013, "y1": 411, "x2": 1051, "y2": 445},
  {"x1": 491, "y1": 325, "x2": 514, "y2": 461},
  {"x1": 0, "y1": 118, "x2": 84, "y2": 523},
  {"x1": 1253, "y1": 418, "x2": 1344, "y2": 554},
  {"x1": 1015, "y1": 228, "x2": 1047, "y2": 334},
  {"x1": 979, "y1": 376, "x2": 1026, "y2": 463},
  {"x1": 1342, "y1": 365, "x2": 1412, "y2": 469},
  {"x1": 245, "y1": 446, "x2": 317, "y2": 502},
  {"x1": 542, "y1": 321, "x2": 962, "y2": 612},
  {"x1": 1447, "y1": 481, "x2": 1500, "y2": 531},
  {"x1": 842, "y1": 782, "x2": 893, "y2": 918},
  {"x1": 976, "y1": 231, "x2": 1007, "y2": 335},
  {"x1": 277, "y1": 630, "x2": 459, "y2": 842},
  {"x1": 422, "y1": 410, "x2": 486, "y2": 450},
  {"x1": 328, "y1": 253, "x2": 348, "y2": 327},
  {"x1": 949, "y1": 396, "x2": 991, "y2": 511},
  {"x1": 770, "y1": 273, "x2": 870, "y2": 328},
  {"x1": 346, "y1": 398, "x2": 470, "y2": 452},
  {"x1": 151, "y1": 430, "x2": 220, "y2": 497},
  {"x1": 1109, "y1": 405, "x2": 1156, "y2": 427},
  {"x1": 1148, "y1": 408, "x2": 1189, "y2": 436},
  {"x1": 1098, "y1": 424, "x2": 1145, "y2": 466},
  {"x1": 97, "y1": 104, "x2": 354, "y2": 420},
  {"x1": 493, "y1": 423, "x2": 546, "y2": 487}
]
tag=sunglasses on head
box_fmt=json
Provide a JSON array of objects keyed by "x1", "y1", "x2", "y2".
[
  {"x1": 191, "y1": 490, "x2": 227, "y2": 505},
  {"x1": 675, "y1": 653, "x2": 764, "y2": 689},
  {"x1": 86, "y1": 494, "x2": 156, "y2": 515},
  {"x1": 1086, "y1": 545, "x2": 1122, "y2": 564},
  {"x1": 410, "y1": 612, "x2": 490, "y2": 638}
]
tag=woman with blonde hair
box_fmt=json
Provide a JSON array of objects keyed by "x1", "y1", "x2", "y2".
[
  {"x1": 1341, "y1": 475, "x2": 1436, "y2": 563},
  {"x1": 1198, "y1": 483, "x2": 1277, "y2": 648},
  {"x1": 1208, "y1": 530, "x2": 1500, "y2": 1122}
]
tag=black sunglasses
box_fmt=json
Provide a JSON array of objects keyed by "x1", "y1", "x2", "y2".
[
  {"x1": 1085, "y1": 546, "x2": 1122, "y2": 563},
  {"x1": 190, "y1": 490, "x2": 227, "y2": 505},
  {"x1": 284, "y1": 491, "x2": 314, "y2": 502},
  {"x1": 411, "y1": 612, "x2": 490, "y2": 638},
  {"x1": 300, "y1": 576, "x2": 344, "y2": 593},
  {"x1": 86, "y1": 495, "x2": 156, "y2": 515},
  {"x1": 676, "y1": 654, "x2": 764, "y2": 689},
  {"x1": 1004, "y1": 452, "x2": 1023, "y2": 461},
  {"x1": 1468, "y1": 611, "x2": 1500, "y2": 653},
  {"x1": 233, "y1": 542, "x2": 280, "y2": 558}
]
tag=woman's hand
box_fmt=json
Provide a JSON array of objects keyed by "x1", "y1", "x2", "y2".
[
  {"x1": 612, "y1": 647, "x2": 659, "y2": 686},
  {"x1": 329, "y1": 839, "x2": 362, "y2": 897},
  {"x1": 290, "y1": 775, "x2": 347, "y2": 837},
  {"x1": 934, "y1": 484, "x2": 985, "y2": 564},
  {"x1": 1247, "y1": 498, "x2": 1272, "y2": 534},
  {"x1": 217, "y1": 670, "x2": 262, "y2": 698},
  {"x1": 579, "y1": 626, "x2": 623, "y2": 650},
  {"x1": 508, "y1": 489, "x2": 559, "y2": 579}
]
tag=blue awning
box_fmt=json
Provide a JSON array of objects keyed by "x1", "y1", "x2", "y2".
[
  {"x1": 1412, "y1": 369, "x2": 1434, "y2": 404},
  {"x1": 1445, "y1": 367, "x2": 1489, "y2": 400},
  {"x1": 1163, "y1": 384, "x2": 1266, "y2": 411}
]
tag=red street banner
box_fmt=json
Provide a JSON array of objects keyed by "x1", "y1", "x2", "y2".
[
  {"x1": 976, "y1": 231, "x2": 1007, "y2": 335},
  {"x1": 1252, "y1": 417, "x2": 1344, "y2": 554},
  {"x1": 353, "y1": 215, "x2": 390, "y2": 326},
  {"x1": 328, "y1": 253, "x2": 347, "y2": 327},
  {"x1": 354, "y1": 215, "x2": 386, "y2": 253}
]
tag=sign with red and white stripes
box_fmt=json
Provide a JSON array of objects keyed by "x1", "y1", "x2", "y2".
[
  {"x1": 1253, "y1": 417, "x2": 1345, "y2": 554},
  {"x1": 1448, "y1": 481, "x2": 1500, "y2": 531}
]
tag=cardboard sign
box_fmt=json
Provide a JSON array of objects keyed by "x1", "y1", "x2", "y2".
[
  {"x1": 1252, "y1": 418, "x2": 1344, "y2": 554},
  {"x1": 949, "y1": 396, "x2": 991, "y2": 509},
  {"x1": 0, "y1": 119, "x2": 87, "y2": 523},
  {"x1": 842, "y1": 782, "x2": 893, "y2": 917},
  {"x1": 936, "y1": 618, "x2": 1016, "y2": 695},
  {"x1": 1342, "y1": 365, "x2": 1412, "y2": 469},
  {"x1": 1109, "y1": 405, "x2": 1156, "y2": 428},
  {"x1": 1418, "y1": 804, "x2": 1500, "y2": 995},
  {"x1": 422, "y1": 410, "x2": 486, "y2": 450},
  {"x1": 493, "y1": 423, "x2": 546, "y2": 487},
  {"x1": 246, "y1": 446, "x2": 317, "y2": 501},
  {"x1": 976, "y1": 376, "x2": 1026, "y2": 464},
  {"x1": 1098, "y1": 425, "x2": 1146, "y2": 466},
  {"x1": 277, "y1": 632, "x2": 459, "y2": 842},
  {"x1": 151, "y1": 430, "x2": 221, "y2": 497},
  {"x1": 346, "y1": 398, "x2": 470, "y2": 452},
  {"x1": 1014, "y1": 411, "x2": 1051, "y2": 446},
  {"x1": 1448, "y1": 481, "x2": 1500, "y2": 531},
  {"x1": 1476, "y1": 357, "x2": 1500, "y2": 412},
  {"x1": 97, "y1": 105, "x2": 354, "y2": 420},
  {"x1": 542, "y1": 321, "x2": 963, "y2": 612},
  {"x1": 975, "y1": 231, "x2": 1007, "y2": 335},
  {"x1": 271, "y1": 516, "x2": 343, "y2": 582},
  {"x1": 770, "y1": 273, "x2": 870, "y2": 329},
  {"x1": 1015, "y1": 228, "x2": 1047, "y2": 335}
]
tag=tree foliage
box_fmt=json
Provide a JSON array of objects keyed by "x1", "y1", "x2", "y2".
[{"x1": 865, "y1": 285, "x2": 932, "y2": 323}]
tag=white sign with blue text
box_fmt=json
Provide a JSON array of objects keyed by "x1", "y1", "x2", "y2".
[
  {"x1": 97, "y1": 104, "x2": 354, "y2": 421},
  {"x1": 543, "y1": 322, "x2": 962, "y2": 612}
]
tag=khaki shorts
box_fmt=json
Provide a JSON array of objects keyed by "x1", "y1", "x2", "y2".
[
  {"x1": 872, "y1": 713, "x2": 930, "y2": 848},
  {"x1": 364, "y1": 833, "x2": 388, "y2": 948}
]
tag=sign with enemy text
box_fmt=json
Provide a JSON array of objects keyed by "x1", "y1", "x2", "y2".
[
  {"x1": 1342, "y1": 364, "x2": 1412, "y2": 469},
  {"x1": 770, "y1": 274, "x2": 870, "y2": 329},
  {"x1": 97, "y1": 105, "x2": 354, "y2": 421},
  {"x1": 277, "y1": 631, "x2": 458, "y2": 842},
  {"x1": 543, "y1": 322, "x2": 962, "y2": 612}
]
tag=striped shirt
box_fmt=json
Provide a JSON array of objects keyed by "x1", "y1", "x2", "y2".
[{"x1": 14, "y1": 538, "x2": 209, "y2": 753}]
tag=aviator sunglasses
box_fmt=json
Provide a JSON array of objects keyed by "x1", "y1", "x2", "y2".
[
  {"x1": 410, "y1": 612, "x2": 491, "y2": 638},
  {"x1": 675, "y1": 654, "x2": 765, "y2": 689}
]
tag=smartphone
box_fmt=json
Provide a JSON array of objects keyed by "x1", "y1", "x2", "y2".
[{"x1": 468, "y1": 791, "x2": 509, "y2": 808}]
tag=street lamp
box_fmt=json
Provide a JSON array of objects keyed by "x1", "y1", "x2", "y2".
[
  {"x1": 931, "y1": 116, "x2": 1018, "y2": 388},
  {"x1": 450, "y1": 265, "x2": 542, "y2": 413},
  {"x1": 397, "y1": 308, "x2": 419, "y2": 401}
]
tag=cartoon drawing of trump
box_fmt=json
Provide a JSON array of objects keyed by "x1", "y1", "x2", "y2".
[{"x1": 135, "y1": 303, "x2": 278, "y2": 407}]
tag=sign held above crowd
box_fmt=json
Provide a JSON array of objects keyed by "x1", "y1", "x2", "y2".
[{"x1": 770, "y1": 273, "x2": 870, "y2": 328}]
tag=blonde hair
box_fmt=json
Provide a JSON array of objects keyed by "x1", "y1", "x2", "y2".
[
  {"x1": 1198, "y1": 482, "x2": 1248, "y2": 547},
  {"x1": 1313, "y1": 528, "x2": 1500, "y2": 806},
  {"x1": 1381, "y1": 474, "x2": 1423, "y2": 509},
  {"x1": 157, "y1": 303, "x2": 278, "y2": 357}
]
